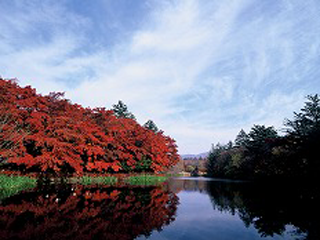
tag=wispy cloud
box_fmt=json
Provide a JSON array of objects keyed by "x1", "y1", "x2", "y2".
[{"x1": 1, "y1": 0, "x2": 320, "y2": 153}]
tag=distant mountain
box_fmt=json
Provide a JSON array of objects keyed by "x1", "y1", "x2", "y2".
[{"x1": 181, "y1": 152, "x2": 208, "y2": 159}]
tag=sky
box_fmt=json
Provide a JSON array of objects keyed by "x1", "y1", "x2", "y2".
[{"x1": 1, "y1": 0, "x2": 320, "y2": 154}]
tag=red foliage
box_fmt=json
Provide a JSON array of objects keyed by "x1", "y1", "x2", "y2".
[
  {"x1": 0, "y1": 78, "x2": 179, "y2": 175},
  {"x1": 0, "y1": 185, "x2": 179, "y2": 240}
]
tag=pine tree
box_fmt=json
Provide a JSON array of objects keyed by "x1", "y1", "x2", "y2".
[
  {"x1": 112, "y1": 100, "x2": 136, "y2": 120},
  {"x1": 235, "y1": 129, "x2": 249, "y2": 147},
  {"x1": 285, "y1": 94, "x2": 320, "y2": 137},
  {"x1": 143, "y1": 120, "x2": 159, "y2": 133}
]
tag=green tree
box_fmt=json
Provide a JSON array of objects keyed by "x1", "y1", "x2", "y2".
[
  {"x1": 245, "y1": 125, "x2": 278, "y2": 177},
  {"x1": 135, "y1": 156, "x2": 152, "y2": 172},
  {"x1": 301, "y1": 94, "x2": 320, "y2": 124},
  {"x1": 247, "y1": 125, "x2": 278, "y2": 149},
  {"x1": 284, "y1": 94, "x2": 320, "y2": 178},
  {"x1": 235, "y1": 129, "x2": 249, "y2": 147},
  {"x1": 226, "y1": 140, "x2": 233, "y2": 149},
  {"x1": 112, "y1": 100, "x2": 136, "y2": 120},
  {"x1": 143, "y1": 120, "x2": 159, "y2": 133},
  {"x1": 207, "y1": 143, "x2": 230, "y2": 177},
  {"x1": 285, "y1": 94, "x2": 320, "y2": 137}
]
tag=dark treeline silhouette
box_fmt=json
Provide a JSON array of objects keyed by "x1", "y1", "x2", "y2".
[
  {"x1": 207, "y1": 181, "x2": 320, "y2": 240},
  {"x1": 207, "y1": 94, "x2": 320, "y2": 180},
  {"x1": 0, "y1": 184, "x2": 179, "y2": 240},
  {"x1": 169, "y1": 178, "x2": 320, "y2": 240}
]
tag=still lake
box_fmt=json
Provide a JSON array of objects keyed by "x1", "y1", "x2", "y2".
[{"x1": 1, "y1": 177, "x2": 319, "y2": 240}]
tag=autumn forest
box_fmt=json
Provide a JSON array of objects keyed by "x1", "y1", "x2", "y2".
[{"x1": 0, "y1": 78, "x2": 179, "y2": 176}]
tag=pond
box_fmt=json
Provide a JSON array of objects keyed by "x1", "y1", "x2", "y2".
[{"x1": 0, "y1": 177, "x2": 319, "y2": 240}]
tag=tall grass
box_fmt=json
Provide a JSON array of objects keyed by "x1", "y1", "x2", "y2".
[
  {"x1": 0, "y1": 174, "x2": 37, "y2": 200},
  {"x1": 165, "y1": 173, "x2": 184, "y2": 177},
  {"x1": 125, "y1": 175, "x2": 168, "y2": 185},
  {"x1": 71, "y1": 176, "x2": 118, "y2": 185}
]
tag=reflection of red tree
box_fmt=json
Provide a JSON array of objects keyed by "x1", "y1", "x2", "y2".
[
  {"x1": 0, "y1": 185, "x2": 179, "y2": 240},
  {"x1": 0, "y1": 78, "x2": 179, "y2": 174}
]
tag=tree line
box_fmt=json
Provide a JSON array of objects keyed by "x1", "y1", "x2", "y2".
[
  {"x1": 0, "y1": 78, "x2": 179, "y2": 175},
  {"x1": 207, "y1": 94, "x2": 320, "y2": 180}
]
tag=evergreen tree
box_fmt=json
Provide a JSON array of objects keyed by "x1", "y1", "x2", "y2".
[
  {"x1": 227, "y1": 140, "x2": 233, "y2": 149},
  {"x1": 235, "y1": 129, "x2": 249, "y2": 147},
  {"x1": 247, "y1": 125, "x2": 278, "y2": 148},
  {"x1": 285, "y1": 94, "x2": 320, "y2": 137},
  {"x1": 112, "y1": 100, "x2": 136, "y2": 120},
  {"x1": 207, "y1": 143, "x2": 228, "y2": 177},
  {"x1": 143, "y1": 120, "x2": 159, "y2": 133},
  {"x1": 284, "y1": 94, "x2": 320, "y2": 177}
]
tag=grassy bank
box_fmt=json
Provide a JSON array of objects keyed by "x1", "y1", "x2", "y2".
[
  {"x1": 0, "y1": 174, "x2": 37, "y2": 200},
  {"x1": 72, "y1": 175, "x2": 168, "y2": 186},
  {"x1": 0, "y1": 173, "x2": 169, "y2": 200},
  {"x1": 125, "y1": 175, "x2": 168, "y2": 185}
]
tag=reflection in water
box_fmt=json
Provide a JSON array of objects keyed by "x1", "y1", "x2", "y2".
[
  {"x1": 169, "y1": 178, "x2": 320, "y2": 240},
  {"x1": 0, "y1": 184, "x2": 179, "y2": 240},
  {"x1": 1, "y1": 178, "x2": 319, "y2": 240}
]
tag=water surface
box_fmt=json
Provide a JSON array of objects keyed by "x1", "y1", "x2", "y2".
[
  {"x1": 139, "y1": 177, "x2": 320, "y2": 240},
  {"x1": 0, "y1": 177, "x2": 319, "y2": 239}
]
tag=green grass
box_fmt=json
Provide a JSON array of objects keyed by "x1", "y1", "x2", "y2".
[
  {"x1": 0, "y1": 174, "x2": 37, "y2": 200},
  {"x1": 165, "y1": 173, "x2": 184, "y2": 177},
  {"x1": 71, "y1": 176, "x2": 118, "y2": 185},
  {"x1": 125, "y1": 175, "x2": 168, "y2": 185}
]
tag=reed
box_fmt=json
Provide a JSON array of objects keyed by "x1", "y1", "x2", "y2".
[
  {"x1": 0, "y1": 174, "x2": 36, "y2": 200},
  {"x1": 125, "y1": 174, "x2": 168, "y2": 185}
]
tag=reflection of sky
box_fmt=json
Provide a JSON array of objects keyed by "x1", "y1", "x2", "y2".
[{"x1": 137, "y1": 191, "x2": 291, "y2": 240}]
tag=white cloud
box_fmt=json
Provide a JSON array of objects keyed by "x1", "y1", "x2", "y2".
[
  {"x1": 1, "y1": 0, "x2": 320, "y2": 154},
  {"x1": 67, "y1": 0, "x2": 250, "y2": 154}
]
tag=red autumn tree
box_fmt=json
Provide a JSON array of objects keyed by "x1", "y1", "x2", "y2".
[{"x1": 0, "y1": 78, "x2": 179, "y2": 175}]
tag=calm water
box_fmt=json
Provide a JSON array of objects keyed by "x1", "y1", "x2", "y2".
[{"x1": 0, "y1": 177, "x2": 319, "y2": 240}]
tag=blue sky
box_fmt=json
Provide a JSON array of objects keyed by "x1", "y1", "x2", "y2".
[{"x1": 1, "y1": 0, "x2": 320, "y2": 154}]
